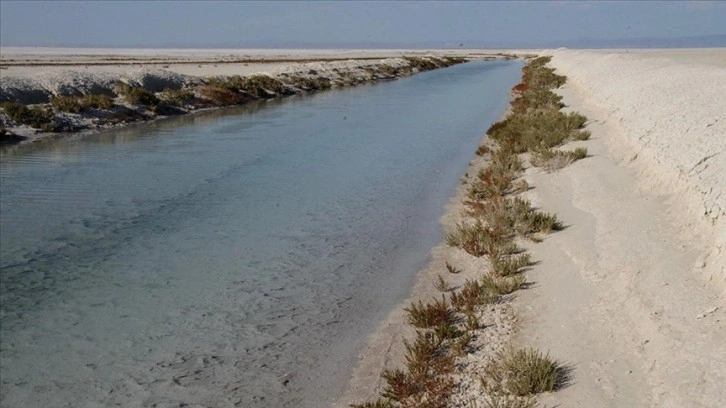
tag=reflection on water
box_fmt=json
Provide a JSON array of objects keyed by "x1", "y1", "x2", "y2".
[{"x1": 0, "y1": 61, "x2": 522, "y2": 408}]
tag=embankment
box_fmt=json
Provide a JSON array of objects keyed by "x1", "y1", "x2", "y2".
[
  {"x1": 1, "y1": 52, "x2": 476, "y2": 146},
  {"x1": 516, "y1": 49, "x2": 726, "y2": 407},
  {"x1": 548, "y1": 48, "x2": 726, "y2": 290}
]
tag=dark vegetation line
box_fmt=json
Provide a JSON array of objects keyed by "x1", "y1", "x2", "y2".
[
  {"x1": 353, "y1": 56, "x2": 588, "y2": 408},
  {"x1": 0, "y1": 57, "x2": 390, "y2": 67},
  {"x1": 0, "y1": 56, "x2": 466, "y2": 145}
]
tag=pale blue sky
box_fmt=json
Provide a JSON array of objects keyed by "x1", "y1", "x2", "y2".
[{"x1": 1, "y1": 1, "x2": 724, "y2": 48}]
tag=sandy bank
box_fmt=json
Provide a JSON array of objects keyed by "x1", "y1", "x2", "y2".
[
  {"x1": 516, "y1": 49, "x2": 725, "y2": 407},
  {"x1": 547, "y1": 48, "x2": 726, "y2": 289},
  {"x1": 2, "y1": 48, "x2": 513, "y2": 148},
  {"x1": 0, "y1": 48, "x2": 517, "y2": 103}
]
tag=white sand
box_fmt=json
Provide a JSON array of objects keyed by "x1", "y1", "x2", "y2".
[{"x1": 516, "y1": 49, "x2": 726, "y2": 407}]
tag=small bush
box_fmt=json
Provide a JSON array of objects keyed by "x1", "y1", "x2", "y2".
[
  {"x1": 284, "y1": 75, "x2": 332, "y2": 91},
  {"x1": 208, "y1": 74, "x2": 288, "y2": 98},
  {"x1": 490, "y1": 253, "x2": 531, "y2": 277},
  {"x1": 161, "y1": 88, "x2": 195, "y2": 106},
  {"x1": 446, "y1": 221, "x2": 517, "y2": 258},
  {"x1": 482, "y1": 348, "x2": 560, "y2": 396},
  {"x1": 531, "y1": 147, "x2": 588, "y2": 171},
  {"x1": 1, "y1": 102, "x2": 58, "y2": 131},
  {"x1": 450, "y1": 279, "x2": 499, "y2": 312},
  {"x1": 508, "y1": 197, "x2": 563, "y2": 237},
  {"x1": 404, "y1": 297, "x2": 453, "y2": 328},
  {"x1": 115, "y1": 82, "x2": 160, "y2": 106},
  {"x1": 480, "y1": 274, "x2": 526, "y2": 295},
  {"x1": 403, "y1": 331, "x2": 445, "y2": 377},
  {"x1": 381, "y1": 369, "x2": 421, "y2": 403},
  {"x1": 198, "y1": 85, "x2": 247, "y2": 106},
  {"x1": 51, "y1": 94, "x2": 115, "y2": 113},
  {"x1": 381, "y1": 330, "x2": 455, "y2": 407},
  {"x1": 476, "y1": 144, "x2": 492, "y2": 156}
]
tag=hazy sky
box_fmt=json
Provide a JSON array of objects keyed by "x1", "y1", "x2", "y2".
[{"x1": 1, "y1": 1, "x2": 725, "y2": 48}]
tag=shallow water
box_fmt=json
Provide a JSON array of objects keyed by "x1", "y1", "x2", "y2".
[{"x1": 0, "y1": 60, "x2": 522, "y2": 407}]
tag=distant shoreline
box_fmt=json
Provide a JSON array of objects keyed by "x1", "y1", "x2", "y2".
[{"x1": 1, "y1": 50, "x2": 518, "y2": 150}]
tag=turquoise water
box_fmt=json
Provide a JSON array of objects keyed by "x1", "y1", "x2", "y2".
[{"x1": 0, "y1": 60, "x2": 522, "y2": 407}]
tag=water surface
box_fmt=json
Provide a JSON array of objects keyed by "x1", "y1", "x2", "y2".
[{"x1": 0, "y1": 60, "x2": 522, "y2": 407}]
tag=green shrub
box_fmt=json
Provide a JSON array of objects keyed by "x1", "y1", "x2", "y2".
[
  {"x1": 490, "y1": 253, "x2": 531, "y2": 277},
  {"x1": 482, "y1": 348, "x2": 561, "y2": 396},
  {"x1": 197, "y1": 85, "x2": 247, "y2": 106},
  {"x1": 284, "y1": 75, "x2": 332, "y2": 91},
  {"x1": 207, "y1": 74, "x2": 288, "y2": 99},
  {"x1": 115, "y1": 82, "x2": 160, "y2": 106},
  {"x1": 480, "y1": 274, "x2": 526, "y2": 295},
  {"x1": 161, "y1": 88, "x2": 195, "y2": 106},
  {"x1": 531, "y1": 147, "x2": 588, "y2": 171},
  {"x1": 446, "y1": 221, "x2": 518, "y2": 258},
  {"x1": 1, "y1": 102, "x2": 58, "y2": 131},
  {"x1": 404, "y1": 297, "x2": 453, "y2": 328},
  {"x1": 51, "y1": 94, "x2": 114, "y2": 112},
  {"x1": 450, "y1": 279, "x2": 499, "y2": 312}
]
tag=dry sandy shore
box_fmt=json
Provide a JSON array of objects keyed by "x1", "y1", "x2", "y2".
[
  {"x1": 517, "y1": 48, "x2": 726, "y2": 408},
  {"x1": 341, "y1": 49, "x2": 726, "y2": 407}
]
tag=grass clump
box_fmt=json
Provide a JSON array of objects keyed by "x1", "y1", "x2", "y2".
[
  {"x1": 445, "y1": 261, "x2": 460, "y2": 274},
  {"x1": 1, "y1": 102, "x2": 58, "y2": 131},
  {"x1": 433, "y1": 275, "x2": 450, "y2": 292},
  {"x1": 207, "y1": 74, "x2": 288, "y2": 99},
  {"x1": 450, "y1": 279, "x2": 499, "y2": 313},
  {"x1": 531, "y1": 147, "x2": 588, "y2": 171},
  {"x1": 490, "y1": 253, "x2": 531, "y2": 277},
  {"x1": 446, "y1": 221, "x2": 517, "y2": 258},
  {"x1": 115, "y1": 82, "x2": 160, "y2": 106},
  {"x1": 197, "y1": 85, "x2": 247, "y2": 106},
  {"x1": 375, "y1": 330, "x2": 455, "y2": 407},
  {"x1": 480, "y1": 274, "x2": 526, "y2": 295},
  {"x1": 161, "y1": 88, "x2": 195, "y2": 106},
  {"x1": 482, "y1": 348, "x2": 561, "y2": 396},
  {"x1": 51, "y1": 94, "x2": 115, "y2": 113},
  {"x1": 283, "y1": 75, "x2": 332, "y2": 91},
  {"x1": 405, "y1": 297, "x2": 453, "y2": 328},
  {"x1": 476, "y1": 144, "x2": 492, "y2": 156}
]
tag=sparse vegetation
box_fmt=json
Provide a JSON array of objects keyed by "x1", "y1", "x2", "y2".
[
  {"x1": 404, "y1": 297, "x2": 453, "y2": 329},
  {"x1": 482, "y1": 348, "x2": 561, "y2": 396},
  {"x1": 531, "y1": 147, "x2": 588, "y2": 171},
  {"x1": 445, "y1": 261, "x2": 460, "y2": 274},
  {"x1": 2, "y1": 56, "x2": 468, "y2": 141},
  {"x1": 357, "y1": 55, "x2": 578, "y2": 408},
  {"x1": 283, "y1": 75, "x2": 332, "y2": 91},
  {"x1": 114, "y1": 82, "x2": 160, "y2": 106},
  {"x1": 450, "y1": 279, "x2": 499, "y2": 313},
  {"x1": 480, "y1": 274, "x2": 526, "y2": 295},
  {"x1": 433, "y1": 275, "x2": 450, "y2": 292},
  {"x1": 160, "y1": 87, "x2": 196, "y2": 106},
  {"x1": 1, "y1": 101, "x2": 58, "y2": 131},
  {"x1": 51, "y1": 94, "x2": 115, "y2": 113}
]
